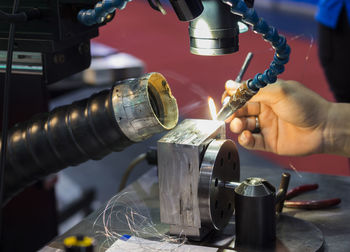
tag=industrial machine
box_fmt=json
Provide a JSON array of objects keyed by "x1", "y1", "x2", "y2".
[
  {"x1": 0, "y1": 0, "x2": 290, "y2": 199},
  {"x1": 0, "y1": 0, "x2": 292, "y2": 250}
]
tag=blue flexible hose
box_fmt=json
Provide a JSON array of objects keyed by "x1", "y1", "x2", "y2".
[
  {"x1": 222, "y1": 0, "x2": 291, "y2": 91},
  {"x1": 77, "y1": 0, "x2": 130, "y2": 26}
]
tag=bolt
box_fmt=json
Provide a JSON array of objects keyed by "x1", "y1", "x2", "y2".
[
  {"x1": 78, "y1": 42, "x2": 90, "y2": 55},
  {"x1": 53, "y1": 54, "x2": 65, "y2": 64}
]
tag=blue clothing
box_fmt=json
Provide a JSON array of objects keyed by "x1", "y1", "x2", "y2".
[{"x1": 316, "y1": 0, "x2": 350, "y2": 28}]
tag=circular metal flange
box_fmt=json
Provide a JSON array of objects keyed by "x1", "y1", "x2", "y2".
[
  {"x1": 198, "y1": 139, "x2": 240, "y2": 231},
  {"x1": 111, "y1": 72, "x2": 178, "y2": 142}
]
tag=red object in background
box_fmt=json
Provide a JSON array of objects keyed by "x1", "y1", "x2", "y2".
[
  {"x1": 284, "y1": 184, "x2": 341, "y2": 210},
  {"x1": 286, "y1": 184, "x2": 319, "y2": 199},
  {"x1": 94, "y1": 1, "x2": 349, "y2": 176}
]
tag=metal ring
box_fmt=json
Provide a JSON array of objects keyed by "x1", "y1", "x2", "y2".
[{"x1": 252, "y1": 116, "x2": 261, "y2": 133}]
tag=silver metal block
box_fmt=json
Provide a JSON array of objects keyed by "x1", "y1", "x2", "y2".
[{"x1": 158, "y1": 119, "x2": 239, "y2": 239}]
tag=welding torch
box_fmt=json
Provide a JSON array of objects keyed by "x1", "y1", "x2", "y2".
[
  {"x1": 217, "y1": 52, "x2": 254, "y2": 121},
  {"x1": 213, "y1": 0, "x2": 291, "y2": 121}
]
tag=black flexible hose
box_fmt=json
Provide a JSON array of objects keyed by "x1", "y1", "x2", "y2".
[{"x1": 2, "y1": 88, "x2": 131, "y2": 204}]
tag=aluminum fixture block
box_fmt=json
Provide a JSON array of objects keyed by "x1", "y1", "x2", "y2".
[{"x1": 158, "y1": 119, "x2": 226, "y2": 238}]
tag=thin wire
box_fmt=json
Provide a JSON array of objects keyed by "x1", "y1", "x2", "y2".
[
  {"x1": 93, "y1": 191, "x2": 186, "y2": 250},
  {"x1": 0, "y1": 0, "x2": 21, "y2": 239},
  {"x1": 0, "y1": 9, "x2": 27, "y2": 22},
  {"x1": 235, "y1": 52, "x2": 253, "y2": 83}
]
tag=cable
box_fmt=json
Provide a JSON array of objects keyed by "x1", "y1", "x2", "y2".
[
  {"x1": 0, "y1": 0, "x2": 21, "y2": 239},
  {"x1": 118, "y1": 153, "x2": 147, "y2": 192},
  {"x1": 118, "y1": 148, "x2": 158, "y2": 192},
  {"x1": 0, "y1": 8, "x2": 40, "y2": 23},
  {"x1": 77, "y1": 0, "x2": 129, "y2": 26},
  {"x1": 0, "y1": 9, "x2": 26, "y2": 22}
]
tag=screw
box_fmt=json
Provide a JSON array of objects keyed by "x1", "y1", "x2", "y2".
[
  {"x1": 53, "y1": 54, "x2": 65, "y2": 64},
  {"x1": 78, "y1": 42, "x2": 90, "y2": 55}
]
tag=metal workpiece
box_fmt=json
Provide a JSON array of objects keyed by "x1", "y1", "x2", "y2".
[
  {"x1": 158, "y1": 119, "x2": 240, "y2": 239},
  {"x1": 198, "y1": 139, "x2": 240, "y2": 230},
  {"x1": 112, "y1": 72, "x2": 178, "y2": 142},
  {"x1": 158, "y1": 119, "x2": 225, "y2": 234},
  {"x1": 2, "y1": 73, "x2": 178, "y2": 204},
  {"x1": 234, "y1": 177, "x2": 277, "y2": 249},
  {"x1": 216, "y1": 81, "x2": 257, "y2": 121}
]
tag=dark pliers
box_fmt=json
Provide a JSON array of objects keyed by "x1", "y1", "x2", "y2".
[{"x1": 284, "y1": 184, "x2": 341, "y2": 210}]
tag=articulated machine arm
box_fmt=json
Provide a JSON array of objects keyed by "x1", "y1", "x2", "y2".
[{"x1": 77, "y1": 0, "x2": 290, "y2": 120}]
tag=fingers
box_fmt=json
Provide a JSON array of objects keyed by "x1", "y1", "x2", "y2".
[
  {"x1": 225, "y1": 101, "x2": 260, "y2": 124},
  {"x1": 221, "y1": 80, "x2": 241, "y2": 103},
  {"x1": 224, "y1": 114, "x2": 235, "y2": 123},
  {"x1": 234, "y1": 102, "x2": 260, "y2": 117},
  {"x1": 225, "y1": 80, "x2": 241, "y2": 96},
  {"x1": 221, "y1": 90, "x2": 230, "y2": 104},
  {"x1": 230, "y1": 117, "x2": 257, "y2": 133},
  {"x1": 238, "y1": 130, "x2": 266, "y2": 151}
]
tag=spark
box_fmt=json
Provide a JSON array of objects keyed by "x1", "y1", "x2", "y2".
[
  {"x1": 208, "y1": 97, "x2": 217, "y2": 120},
  {"x1": 289, "y1": 162, "x2": 303, "y2": 178}
]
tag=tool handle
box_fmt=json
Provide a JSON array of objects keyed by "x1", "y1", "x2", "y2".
[
  {"x1": 275, "y1": 172, "x2": 290, "y2": 213},
  {"x1": 284, "y1": 198, "x2": 341, "y2": 210},
  {"x1": 286, "y1": 184, "x2": 319, "y2": 200},
  {"x1": 235, "y1": 52, "x2": 253, "y2": 83}
]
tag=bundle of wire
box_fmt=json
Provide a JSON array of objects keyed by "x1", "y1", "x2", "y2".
[{"x1": 93, "y1": 188, "x2": 186, "y2": 251}]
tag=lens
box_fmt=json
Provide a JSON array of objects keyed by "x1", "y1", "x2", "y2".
[{"x1": 189, "y1": 0, "x2": 240, "y2": 56}]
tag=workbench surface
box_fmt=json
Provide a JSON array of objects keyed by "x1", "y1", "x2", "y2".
[{"x1": 41, "y1": 148, "x2": 350, "y2": 252}]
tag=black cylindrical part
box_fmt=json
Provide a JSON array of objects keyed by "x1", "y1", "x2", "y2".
[
  {"x1": 169, "y1": 0, "x2": 204, "y2": 21},
  {"x1": 234, "y1": 177, "x2": 276, "y2": 249}
]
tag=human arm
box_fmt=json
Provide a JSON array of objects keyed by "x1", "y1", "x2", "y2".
[{"x1": 225, "y1": 80, "x2": 350, "y2": 157}]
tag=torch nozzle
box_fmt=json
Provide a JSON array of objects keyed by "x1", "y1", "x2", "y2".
[
  {"x1": 216, "y1": 81, "x2": 257, "y2": 121},
  {"x1": 216, "y1": 102, "x2": 235, "y2": 121}
]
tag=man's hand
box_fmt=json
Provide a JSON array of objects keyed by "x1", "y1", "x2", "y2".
[{"x1": 225, "y1": 80, "x2": 334, "y2": 156}]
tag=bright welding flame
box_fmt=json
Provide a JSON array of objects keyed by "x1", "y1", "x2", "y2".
[{"x1": 208, "y1": 97, "x2": 217, "y2": 120}]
